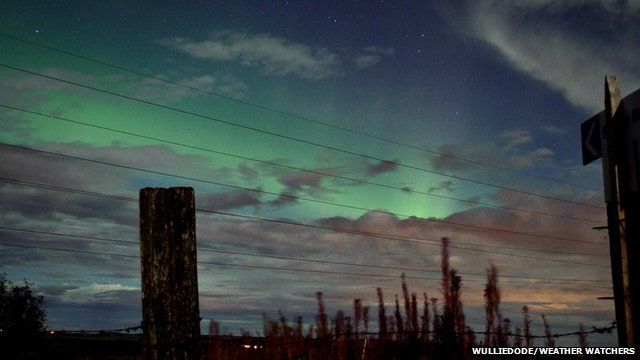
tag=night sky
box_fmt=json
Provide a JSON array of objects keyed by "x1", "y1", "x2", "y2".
[{"x1": 1, "y1": 0, "x2": 639, "y2": 345}]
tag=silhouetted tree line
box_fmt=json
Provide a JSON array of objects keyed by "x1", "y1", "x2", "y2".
[{"x1": 0, "y1": 273, "x2": 46, "y2": 338}]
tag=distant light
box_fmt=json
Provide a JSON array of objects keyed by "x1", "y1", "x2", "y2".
[
  {"x1": 254, "y1": 345, "x2": 258, "y2": 349},
  {"x1": 243, "y1": 344, "x2": 251, "y2": 349},
  {"x1": 49, "y1": 330, "x2": 55, "y2": 335}
]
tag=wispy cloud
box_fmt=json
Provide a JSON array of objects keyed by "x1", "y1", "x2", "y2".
[
  {"x1": 351, "y1": 46, "x2": 395, "y2": 70},
  {"x1": 501, "y1": 129, "x2": 533, "y2": 148},
  {"x1": 541, "y1": 125, "x2": 567, "y2": 135},
  {"x1": 431, "y1": 128, "x2": 555, "y2": 173},
  {"x1": 129, "y1": 73, "x2": 248, "y2": 102},
  {"x1": 60, "y1": 283, "x2": 139, "y2": 304},
  {"x1": 453, "y1": 0, "x2": 640, "y2": 112},
  {"x1": 161, "y1": 31, "x2": 394, "y2": 80}
]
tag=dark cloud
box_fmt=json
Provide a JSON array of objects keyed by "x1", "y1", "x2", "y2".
[
  {"x1": 199, "y1": 189, "x2": 263, "y2": 211},
  {"x1": 277, "y1": 171, "x2": 325, "y2": 192},
  {"x1": 0, "y1": 138, "x2": 612, "y2": 338},
  {"x1": 238, "y1": 163, "x2": 259, "y2": 182},
  {"x1": 0, "y1": 141, "x2": 235, "y2": 225},
  {"x1": 365, "y1": 159, "x2": 399, "y2": 177},
  {"x1": 430, "y1": 144, "x2": 477, "y2": 173},
  {"x1": 427, "y1": 180, "x2": 455, "y2": 193},
  {"x1": 247, "y1": 156, "x2": 408, "y2": 207},
  {"x1": 2, "y1": 197, "x2": 612, "y2": 335},
  {"x1": 0, "y1": 140, "x2": 246, "y2": 280},
  {"x1": 267, "y1": 191, "x2": 299, "y2": 208},
  {"x1": 0, "y1": 182, "x2": 136, "y2": 224},
  {"x1": 41, "y1": 283, "x2": 140, "y2": 308},
  {"x1": 429, "y1": 132, "x2": 570, "y2": 194},
  {"x1": 39, "y1": 284, "x2": 79, "y2": 297},
  {"x1": 431, "y1": 129, "x2": 536, "y2": 172},
  {"x1": 259, "y1": 168, "x2": 343, "y2": 208}
]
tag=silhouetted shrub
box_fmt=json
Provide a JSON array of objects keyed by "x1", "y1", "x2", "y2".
[{"x1": 0, "y1": 273, "x2": 46, "y2": 338}]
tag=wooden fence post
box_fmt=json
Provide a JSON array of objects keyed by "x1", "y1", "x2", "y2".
[{"x1": 140, "y1": 187, "x2": 200, "y2": 359}]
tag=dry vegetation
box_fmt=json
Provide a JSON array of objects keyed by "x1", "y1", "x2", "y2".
[
  {"x1": 0, "y1": 238, "x2": 593, "y2": 359},
  {"x1": 205, "y1": 237, "x2": 587, "y2": 359}
]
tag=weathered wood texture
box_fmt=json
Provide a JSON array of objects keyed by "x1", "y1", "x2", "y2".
[
  {"x1": 604, "y1": 76, "x2": 630, "y2": 346},
  {"x1": 140, "y1": 187, "x2": 200, "y2": 360}
]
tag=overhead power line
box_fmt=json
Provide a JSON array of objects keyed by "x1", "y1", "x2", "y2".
[
  {"x1": 0, "y1": 241, "x2": 408, "y2": 281},
  {"x1": 0, "y1": 241, "x2": 611, "y2": 287},
  {"x1": 0, "y1": 225, "x2": 611, "y2": 284},
  {"x1": 197, "y1": 208, "x2": 610, "y2": 268},
  {"x1": 0, "y1": 32, "x2": 600, "y2": 192},
  {"x1": 49, "y1": 322, "x2": 617, "y2": 339},
  {"x1": 0, "y1": 142, "x2": 608, "y2": 246},
  {"x1": 0, "y1": 103, "x2": 602, "y2": 225},
  {"x1": 0, "y1": 62, "x2": 603, "y2": 210},
  {"x1": 0, "y1": 176, "x2": 612, "y2": 268},
  {"x1": 274, "y1": 323, "x2": 616, "y2": 346}
]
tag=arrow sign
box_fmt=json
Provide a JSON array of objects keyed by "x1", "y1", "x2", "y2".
[{"x1": 581, "y1": 113, "x2": 603, "y2": 165}]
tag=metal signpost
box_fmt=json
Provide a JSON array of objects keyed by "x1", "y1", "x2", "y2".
[{"x1": 581, "y1": 77, "x2": 640, "y2": 347}]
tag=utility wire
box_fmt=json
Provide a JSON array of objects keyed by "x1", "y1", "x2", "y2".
[
  {"x1": 0, "y1": 225, "x2": 610, "y2": 284},
  {"x1": 0, "y1": 177, "x2": 606, "y2": 258},
  {"x1": 52, "y1": 322, "x2": 615, "y2": 338},
  {"x1": 0, "y1": 176, "x2": 608, "y2": 262},
  {"x1": 197, "y1": 208, "x2": 610, "y2": 268},
  {"x1": 0, "y1": 32, "x2": 600, "y2": 192},
  {"x1": 268, "y1": 322, "x2": 616, "y2": 346},
  {"x1": 0, "y1": 63, "x2": 603, "y2": 210},
  {"x1": 0, "y1": 242, "x2": 611, "y2": 287},
  {"x1": 0, "y1": 176, "x2": 612, "y2": 268},
  {"x1": 0, "y1": 242, "x2": 474, "y2": 282},
  {"x1": 0, "y1": 142, "x2": 607, "y2": 246},
  {"x1": 198, "y1": 247, "x2": 608, "y2": 282},
  {"x1": 0, "y1": 103, "x2": 602, "y2": 225}
]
